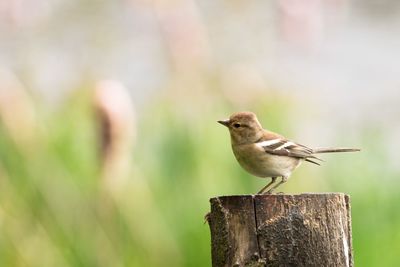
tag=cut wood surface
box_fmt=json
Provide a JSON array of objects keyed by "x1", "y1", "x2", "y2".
[{"x1": 208, "y1": 193, "x2": 353, "y2": 267}]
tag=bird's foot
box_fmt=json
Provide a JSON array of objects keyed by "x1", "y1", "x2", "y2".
[
  {"x1": 260, "y1": 192, "x2": 272, "y2": 195},
  {"x1": 265, "y1": 187, "x2": 277, "y2": 194}
]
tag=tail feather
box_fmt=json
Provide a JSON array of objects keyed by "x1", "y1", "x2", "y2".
[
  {"x1": 305, "y1": 158, "x2": 321, "y2": 165},
  {"x1": 312, "y1": 148, "x2": 361, "y2": 154}
]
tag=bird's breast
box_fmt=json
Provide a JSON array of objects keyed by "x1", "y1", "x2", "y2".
[{"x1": 232, "y1": 143, "x2": 301, "y2": 178}]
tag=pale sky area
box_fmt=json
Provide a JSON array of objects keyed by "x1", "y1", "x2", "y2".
[{"x1": 1, "y1": 0, "x2": 399, "y2": 138}]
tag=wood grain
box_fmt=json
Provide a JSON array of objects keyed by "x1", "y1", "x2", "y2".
[{"x1": 208, "y1": 193, "x2": 353, "y2": 267}]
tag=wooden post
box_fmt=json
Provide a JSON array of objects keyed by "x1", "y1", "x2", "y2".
[{"x1": 207, "y1": 193, "x2": 353, "y2": 267}]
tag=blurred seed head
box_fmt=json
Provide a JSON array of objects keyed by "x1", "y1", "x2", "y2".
[{"x1": 93, "y1": 80, "x2": 136, "y2": 188}]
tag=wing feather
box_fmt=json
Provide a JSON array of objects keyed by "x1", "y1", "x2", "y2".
[{"x1": 257, "y1": 138, "x2": 322, "y2": 163}]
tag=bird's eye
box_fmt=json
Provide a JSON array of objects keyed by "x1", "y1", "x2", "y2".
[{"x1": 233, "y1": 123, "x2": 241, "y2": 128}]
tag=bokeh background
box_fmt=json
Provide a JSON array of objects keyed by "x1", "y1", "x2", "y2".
[{"x1": 1, "y1": 0, "x2": 400, "y2": 266}]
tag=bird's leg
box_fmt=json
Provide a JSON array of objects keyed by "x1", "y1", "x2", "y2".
[
  {"x1": 266, "y1": 176, "x2": 288, "y2": 194},
  {"x1": 257, "y1": 177, "x2": 277, "y2": 194}
]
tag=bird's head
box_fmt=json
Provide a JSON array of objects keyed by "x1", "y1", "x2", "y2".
[{"x1": 218, "y1": 111, "x2": 263, "y2": 145}]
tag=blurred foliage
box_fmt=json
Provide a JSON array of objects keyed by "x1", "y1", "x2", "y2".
[{"x1": 0, "y1": 86, "x2": 399, "y2": 267}]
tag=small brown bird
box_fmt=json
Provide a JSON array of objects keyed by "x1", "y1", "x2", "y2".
[{"x1": 218, "y1": 111, "x2": 360, "y2": 194}]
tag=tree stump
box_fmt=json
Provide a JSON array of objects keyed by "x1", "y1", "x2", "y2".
[{"x1": 207, "y1": 193, "x2": 353, "y2": 267}]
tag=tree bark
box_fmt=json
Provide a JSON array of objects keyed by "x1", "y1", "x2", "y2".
[{"x1": 207, "y1": 193, "x2": 353, "y2": 267}]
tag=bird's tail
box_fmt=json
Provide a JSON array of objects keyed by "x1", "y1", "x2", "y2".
[{"x1": 312, "y1": 147, "x2": 361, "y2": 154}]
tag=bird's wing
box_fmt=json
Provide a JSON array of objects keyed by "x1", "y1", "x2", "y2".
[{"x1": 256, "y1": 138, "x2": 322, "y2": 165}]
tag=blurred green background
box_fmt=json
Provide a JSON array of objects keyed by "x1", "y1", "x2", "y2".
[{"x1": 1, "y1": 0, "x2": 400, "y2": 266}]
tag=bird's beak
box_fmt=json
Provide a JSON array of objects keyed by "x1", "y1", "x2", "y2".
[{"x1": 218, "y1": 119, "x2": 230, "y2": 127}]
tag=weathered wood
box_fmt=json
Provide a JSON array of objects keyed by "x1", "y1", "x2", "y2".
[
  {"x1": 208, "y1": 193, "x2": 353, "y2": 267},
  {"x1": 208, "y1": 196, "x2": 261, "y2": 267}
]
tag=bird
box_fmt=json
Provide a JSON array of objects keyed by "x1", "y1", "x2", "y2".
[{"x1": 218, "y1": 111, "x2": 360, "y2": 194}]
